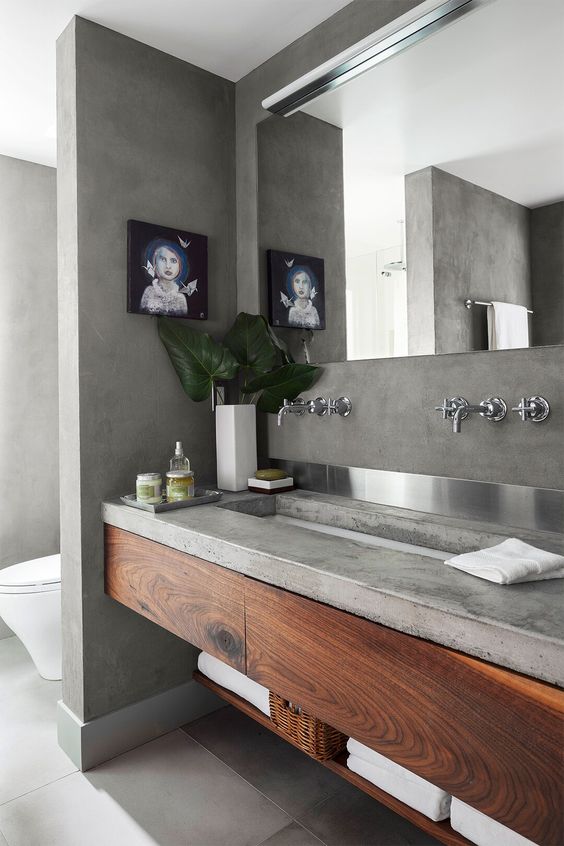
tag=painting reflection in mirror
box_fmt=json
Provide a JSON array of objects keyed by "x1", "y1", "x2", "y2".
[{"x1": 267, "y1": 250, "x2": 326, "y2": 330}]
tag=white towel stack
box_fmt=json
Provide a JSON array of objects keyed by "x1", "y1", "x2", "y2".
[
  {"x1": 445, "y1": 538, "x2": 564, "y2": 584},
  {"x1": 197, "y1": 652, "x2": 270, "y2": 716},
  {"x1": 451, "y1": 798, "x2": 539, "y2": 846},
  {"x1": 487, "y1": 301, "x2": 530, "y2": 350},
  {"x1": 346, "y1": 738, "x2": 451, "y2": 821}
]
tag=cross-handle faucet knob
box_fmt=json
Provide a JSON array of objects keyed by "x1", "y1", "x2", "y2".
[
  {"x1": 307, "y1": 397, "x2": 328, "y2": 416},
  {"x1": 434, "y1": 397, "x2": 449, "y2": 420},
  {"x1": 511, "y1": 396, "x2": 550, "y2": 422},
  {"x1": 479, "y1": 397, "x2": 507, "y2": 422},
  {"x1": 329, "y1": 397, "x2": 352, "y2": 417},
  {"x1": 434, "y1": 397, "x2": 468, "y2": 421}
]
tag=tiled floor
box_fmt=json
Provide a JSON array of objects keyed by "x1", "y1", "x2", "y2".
[{"x1": 0, "y1": 636, "x2": 439, "y2": 846}]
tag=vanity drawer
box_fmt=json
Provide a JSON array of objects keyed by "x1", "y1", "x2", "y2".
[
  {"x1": 104, "y1": 526, "x2": 246, "y2": 671},
  {"x1": 245, "y1": 579, "x2": 563, "y2": 846}
]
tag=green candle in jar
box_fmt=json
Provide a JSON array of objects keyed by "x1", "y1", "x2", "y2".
[
  {"x1": 136, "y1": 472, "x2": 162, "y2": 503},
  {"x1": 166, "y1": 470, "x2": 195, "y2": 501}
]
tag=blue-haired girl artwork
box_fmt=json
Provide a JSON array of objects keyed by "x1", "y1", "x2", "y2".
[
  {"x1": 267, "y1": 249, "x2": 325, "y2": 330},
  {"x1": 127, "y1": 219, "x2": 208, "y2": 319}
]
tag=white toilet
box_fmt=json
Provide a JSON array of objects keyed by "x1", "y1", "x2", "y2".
[{"x1": 0, "y1": 554, "x2": 62, "y2": 680}]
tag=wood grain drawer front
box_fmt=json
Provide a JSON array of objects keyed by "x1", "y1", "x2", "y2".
[
  {"x1": 245, "y1": 580, "x2": 564, "y2": 846},
  {"x1": 104, "y1": 526, "x2": 246, "y2": 672}
]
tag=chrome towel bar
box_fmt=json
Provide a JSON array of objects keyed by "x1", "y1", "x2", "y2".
[{"x1": 464, "y1": 298, "x2": 533, "y2": 315}]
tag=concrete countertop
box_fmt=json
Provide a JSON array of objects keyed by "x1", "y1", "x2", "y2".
[{"x1": 102, "y1": 490, "x2": 564, "y2": 687}]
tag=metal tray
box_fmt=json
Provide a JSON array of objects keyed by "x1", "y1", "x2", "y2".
[{"x1": 121, "y1": 488, "x2": 222, "y2": 513}]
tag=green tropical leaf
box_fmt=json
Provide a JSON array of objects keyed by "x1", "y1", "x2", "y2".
[
  {"x1": 158, "y1": 317, "x2": 239, "y2": 402},
  {"x1": 265, "y1": 322, "x2": 294, "y2": 365},
  {"x1": 242, "y1": 363, "x2": 319, "y2": 414},
  {"x1": 223, "y1": 313, "x2": 277, "y2": 377}
]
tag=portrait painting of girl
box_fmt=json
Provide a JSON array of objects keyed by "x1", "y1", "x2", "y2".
[
  {"x1": 267, "y1": 249, "x2": 325, "y2": 330},
  {"x1": 127, "y1": 219, "x2": 208, "y2": 319}
]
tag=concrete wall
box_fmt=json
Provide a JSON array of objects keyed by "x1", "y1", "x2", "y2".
[
  {"x1": 406, "y1": 167, "x2": 532, "y2": 355},
  {"x1": 57, "y1": 18, "x2": 236, "y2": 721},
  {"x1": 257, "y1": 112, "x2": 346, "y2": 363},
  {"x1": 236, "y1": 2, "x2": 564, "y2": 489},
  {"x1": 262, "y1": 345, "x2": 563, "y2": 489},
  {"x1": 0, "y1": 156, "x2": 59, "y2": 639},
  {"x1": 531, "y1": 201, "x2": 564, "y2": 347}
]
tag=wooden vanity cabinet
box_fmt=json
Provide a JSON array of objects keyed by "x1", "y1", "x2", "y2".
[
  {"x1": 105, "y1": 525, "x2": 564, "y2": 846},
  {"x1": 104, "y1": 525, "x2": 246, "y2": 672},
  {"x1": 245, "y1": 580, "x2": 563, "y2": 846}
]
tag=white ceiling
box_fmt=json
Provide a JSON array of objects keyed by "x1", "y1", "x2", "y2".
[
  {"x1": 303, "y1": 0, "x2": 564, "y2": 256},
  {"x1": 0, "y1": 0, "x2": 352, "y2": 167}
]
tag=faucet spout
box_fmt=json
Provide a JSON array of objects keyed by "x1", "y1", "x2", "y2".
[
  {"x1": 277, "y1": 398, "x2": 306, "y2": 427},
  {"x1": 452, "y1": 403, "x2": 483, "y2": 433},
  {"x1": 452, "y1": 398, "x2": 506, "y2": 432},
  {"x1": 277, "y1": 405, "x2": 291, "y2": 427}
]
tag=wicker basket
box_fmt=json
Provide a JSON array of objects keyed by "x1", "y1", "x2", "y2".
[{"x1": 269, "y1": 691, "x2": 348, "y2": 761}]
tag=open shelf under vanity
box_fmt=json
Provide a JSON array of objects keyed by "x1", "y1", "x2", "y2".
[{"x1": 193, "y1": 671, "x2": 474, "y2": 846}]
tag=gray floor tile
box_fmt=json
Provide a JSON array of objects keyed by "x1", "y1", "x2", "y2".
[
  {"x1": 0, "y1": 636, "x2": 40, "y2": 704},
  {"x1": 183, "y1": 706, "x2": 343, "y2": 818},
  {"x1": 0, "y1": 772, "x2": 155, "y2": 846},
  {"x1": 0, "y1": 827, "x2": 8, "y2": 846},
  {"x1": 85, "y1": 730, "x2": 291, "y2": 846},
  {"x1": 296, "y1": 781, "x2": 441, "y2": 846},
  {"x1": 0, "y1": 638, "x2": 76, "y2": 805},
  {"x1": 258, "y1": 821, "x2": 324, "y2": 846}
]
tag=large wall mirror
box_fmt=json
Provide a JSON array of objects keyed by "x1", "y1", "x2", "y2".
[{"x1": 257, "y1": 0, "x2": 564, "y2": 364}]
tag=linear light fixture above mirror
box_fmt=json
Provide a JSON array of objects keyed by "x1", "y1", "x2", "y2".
[{"x1": 262, "y1": 0, "x2": 489, "y2": 116}]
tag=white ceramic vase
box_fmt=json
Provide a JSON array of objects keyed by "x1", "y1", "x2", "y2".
[{"x1": 215, "y1": 404, "x2": 257, "y2": 491}]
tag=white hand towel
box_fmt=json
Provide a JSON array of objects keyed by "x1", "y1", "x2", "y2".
[
  {"x1": 198, "y1": 652, "x2": 270, "y2": 716},
  {"x1": 347, "y1": 753, "x2": 451, "y2": 822},
  {"x1": 487, "y1": 301, "x2": 529, "y2": 350},
  {"x1": 451, "y1": 798, "x2": 538, "y2": 846},
  {"x1": 445, "y1": 538, "x2": 564, "y2": 584}
]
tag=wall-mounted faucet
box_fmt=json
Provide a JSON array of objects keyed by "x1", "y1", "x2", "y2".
[
  {"x1": 278, "y1": 396, "x2": 352, "y2": 426},
  {"x1": 277, "y1": 398, "x2": 307, "y2": 427},
  {"x1": 435, "y1": 396, "x2": 507, "y2": 433}
]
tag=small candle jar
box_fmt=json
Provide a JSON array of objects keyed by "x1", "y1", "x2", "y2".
[
  {"x1": 136, "y1": 472, "x2": 162, "y2": 503},
  {"x1": 166, "y1": 470, "x2": 195, "y2": 502}
]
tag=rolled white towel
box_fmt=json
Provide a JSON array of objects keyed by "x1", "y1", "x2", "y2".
[
  {"x1": 346, "y1": 740, "x2": 451, "y2": 822},
  {"x1": 451, "y1": 798, "x2": 538, "y2": 846},
  {"x1": 197, "y1": 652, "x2": 270, "y2": 717},
  {"x1": 445, "y1": 538, "x2": 564, "y2": 584}
]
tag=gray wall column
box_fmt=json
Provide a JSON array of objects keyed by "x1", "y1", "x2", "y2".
[
  {"x1": 406, "y1": 166, "x2": 532, "y2": 355},
  {"x1": 57, "y1": 17, "x2": 236, "y2": 721},
  {"x1": 405, "y1": 166, "x2": 435, "y2": 356}
]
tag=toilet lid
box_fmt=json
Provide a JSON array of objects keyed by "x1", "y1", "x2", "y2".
[{"x1": 0, "y1": 554, "x2": 61, "y2": 593}]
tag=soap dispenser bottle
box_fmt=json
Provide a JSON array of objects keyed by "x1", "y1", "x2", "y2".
[{"x1": 170, "y1": 441, "x2": 190, "y2": 472}]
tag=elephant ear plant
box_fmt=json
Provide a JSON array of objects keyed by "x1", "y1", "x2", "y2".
[{"x1": 157, "y1": 313, "x2": 319, "y2": 413}]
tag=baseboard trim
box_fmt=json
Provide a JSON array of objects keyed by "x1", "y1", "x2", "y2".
[{"x1": 57, "y1": 678, "x2": 223, "y2": 771}]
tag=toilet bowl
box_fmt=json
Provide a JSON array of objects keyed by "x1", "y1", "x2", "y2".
[{"x1": 0, "y1": 554, "x2": 61, "y2": 680}]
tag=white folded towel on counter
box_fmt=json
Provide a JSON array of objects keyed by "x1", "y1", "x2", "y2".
[
  {"x1": 197, "y1": 652, "x2": 270, "y2": 716},
  {"x1": 346, "y1": 739, "x2": 451, "y2": 822},
  {"x1": 487, "y1": 301, "x2": 529, "y2": 350},
  {"x1": 451, "y1": 798, "x2": 538, "y2": 846},
  {"x1": 445, "y1": 538, "x2": 564, "y2": 584}
]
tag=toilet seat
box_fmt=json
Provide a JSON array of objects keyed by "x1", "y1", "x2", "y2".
[{"x1": 0, "y1": 554, "x2": 61, "y2": 594}]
